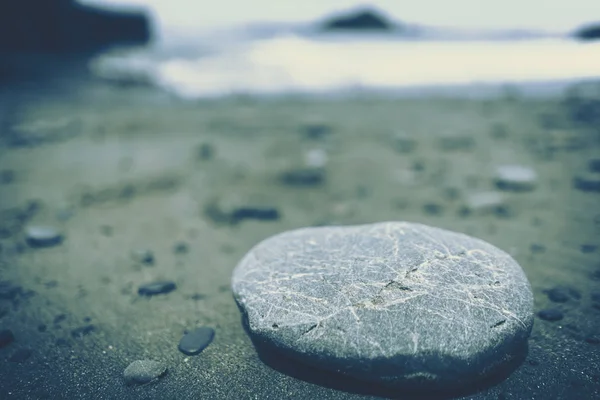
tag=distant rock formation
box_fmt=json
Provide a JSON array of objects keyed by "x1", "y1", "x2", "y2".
[
  {"x1": 319, "y1": 8, "x2": 396, "y2": 32},
  {"x1": 0, "y1": 0, "x2": 151, "y2": 54},
  {"x1": 573, "y1": 22, "x2": 600, "y2": 41}
]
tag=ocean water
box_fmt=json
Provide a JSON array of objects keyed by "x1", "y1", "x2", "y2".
[
  {"x1": 86, "y1": 0, "x2": 600, "y2": 99},
  {"x1": 91, "y1": 31, "x2": 600, "y2": 99}
]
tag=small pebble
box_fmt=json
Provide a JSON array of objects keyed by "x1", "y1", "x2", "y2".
[
  {"x1": 173, "y1": 242, "x2": 189, "y2": 254},
  {"x1": 0, "y1": 329, "x2": 15, "y2": 348},
  {"x1": 301, "y1": 121, "x2": 332, "y2": 139},
  {"x1": 573, "y1": 174, "x2": 600, "y2": 192},
  {"x1": 138, "y1": 281, "x2": 177, "y2": 297},
  {"x1": 537, "y1": 308, "x2": 564, "y2": 321},
  {"x1": 530, "y1": 244, "x2": 546, "y2": 254},
  {"x1": 544, "y1": 286, "x2": 580, "y2": 303},
  {"x1": 178, "y1": 326, "x2": 215, "y2": 356},
  {"x1": 196, "y1": 143, "x2": 215, "y2": 161},
  {"x1": 304, "y1": 149, "x2": 328, "y2": 168},
  {"x1": 9, "y1": 348, "x2": 32, "y2": 363},
  {"x1": 588, "y1": 159, "x2": 600, "y2": 173},
  {"x1": 25, "y1": 226, "x2": 63, "y2": 248},
  {"x1": 581, "y1": 244, "x2": 597, "y2": 253},
  {"x1": 231, "y1": 207, "x2": 281, "y2": 223},
  {"x1": 494, "y1": 165, "x2": 538, "y2": 191},
  {"x1": 280, "y1": 168, "x2": 325, "y2": 186},
  {"x1": 423, "y1": 203, "x2": 443, "y2": 216},
  {"x1": 132, "y1": 249, "x2": 155, "y2": 265},
  {"x1": 123, "y1": 360, "x2": 167, "y2": 385}
]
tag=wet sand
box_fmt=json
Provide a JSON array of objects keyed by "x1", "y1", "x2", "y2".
[{"x1": 0, "y1": 79, "x2": 599, "y2": 399}]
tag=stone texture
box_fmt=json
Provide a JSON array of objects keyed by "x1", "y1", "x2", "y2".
[
  {"x1": 123, "y1": 360, "x2": 167, "y2": 385},
  {"x1": 232, "y1": 221, "x2": 534, "y2": 390}
]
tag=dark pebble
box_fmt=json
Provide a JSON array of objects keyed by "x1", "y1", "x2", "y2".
[
  {"x1": 55, "y1": 338, "x2": 70, "y2": 347},
  {"x1": 537, "y1": 308, "x2": 564, "y2": 321},
  {"x1": 173, "y1": 242, "x2": 189, "y2": 254},
  {"x1": 0, "y1": 281, "x2": 21, "y2": 300},
  {"x1": 9, "y1": 348, "x2": 32, "y2": 363},
  {"x1": 493, "y1": 205, "x2": 515, "y2": 219},
  {"x1": 589, "y1": 159, "x2": 600, "y2": 173},
  {"x1": 423, "y1": 203, "x2": 444, "y2": 216},
  {"x1": 591, "y1": 270, "x2": 600, "y2": 281},
  {"x1": 280, "y1": 168, "x2": 324, "y2": 186},
  {"x1": 530, "y1": 243, "x2": 546, "y2": 254},
  {"x1": 196, "y1": 143, "x2": 215, "y2": 160},
  {"x1": 301, "y1": 122, "x2": 332, "y2": 139},
  {"x1": 71, "y1": 325, "x2": 95, "y2": 338},
  {"x1": 178, "y1": 326, "x2": 215, "y2": 356},
  {"x1": 231, "y1": 207, "x2": 280, "y2": 223},
  {"x1": 544, "y1": 286, "x2": 581, "y2": 303},
  {"x1": 132, "y1": 249, "x2": 155, "y2": 265},
  {"x1": 53, "y1": 314, "x2": 67, "y2": 324},
  {"x1": 0, "y1": 329, "x2": 15, "y2": 348},
  {"x1": 138, "y1": 281, "x2": 177, "y2": 297},
  {"x1": 38, "y1": 324, "x2": 47, "y2": 332},
  {"x1": 581, "y1": 244, "x2": 597, "y2": 253},
  {"x1": 573, "y1": 176, "x2": 600, "y2": 192},
  {"x1": 591, "y1": 291, "x2": 600, "y2": 303}
]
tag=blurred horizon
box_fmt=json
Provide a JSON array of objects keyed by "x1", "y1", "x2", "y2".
[{"x1": 81, "y1": 0, "x2": 600, "y2": 33}]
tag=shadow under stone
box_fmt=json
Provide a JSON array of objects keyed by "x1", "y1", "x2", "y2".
[{"x1": 238, "y1": 310, "x2": 529, "y2": 399}]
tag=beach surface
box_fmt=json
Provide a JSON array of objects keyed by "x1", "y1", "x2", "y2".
[{"x1": 0, "y1": 77, "x2": 599, "y2": 399}]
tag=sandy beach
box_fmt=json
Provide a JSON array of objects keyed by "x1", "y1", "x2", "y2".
[{"x1": 0, "y1": 76, "x2": 599, "y2": 399}]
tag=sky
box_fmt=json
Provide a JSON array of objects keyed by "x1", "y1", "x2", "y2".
[{"x1": 82, "y1": 0, "x2": 599, "y2": 32}]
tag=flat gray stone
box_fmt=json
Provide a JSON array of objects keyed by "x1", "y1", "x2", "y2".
[
  {"x1": 123, "y1": 360, "x2": 167, "y2": 385},
  {"x1": 232, "y1": 221, "x2": 534, "y2": 390},
  {"x1": 494, "y1": 165, "x2": 538, "y2": 191},
  {"x1": 25, "y1": 226, "x2": 63, "y2": 248}
]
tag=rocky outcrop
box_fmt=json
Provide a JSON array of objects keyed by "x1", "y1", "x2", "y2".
[
  {"x1": 319, "y1": 9, "x2": 396, "y2": 32},
  {"x1": 573, "y1": 22, "x2": 600, "y2": 41},
  {"x1": 0, "y1": 0, "x2": 151, "y2": 54}
]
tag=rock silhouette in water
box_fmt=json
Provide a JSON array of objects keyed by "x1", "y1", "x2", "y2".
[
  {"x1": 573, "y1": 22, "x2": 600, "y2": 41},
  {"x1": 232, "y1": 222, "x2": 534, "y2": 392},
  {"x1": 320, "y1": 9, "x2": 395, "y2": 31}
]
